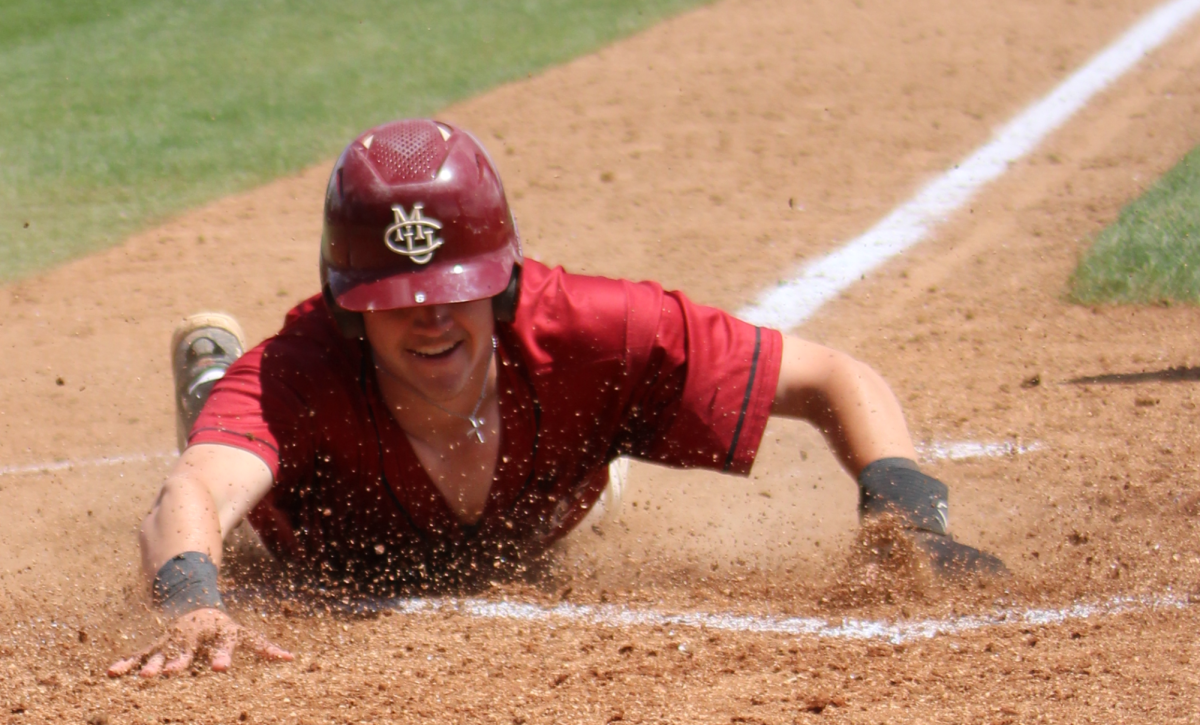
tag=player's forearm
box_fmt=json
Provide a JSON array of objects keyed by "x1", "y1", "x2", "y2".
[
  {"x1": 812, "y1": 357, "x2": 917, "y2": 474},
  {"x1": 139, "y1": 475, "x2": 224, "y2": 582}
]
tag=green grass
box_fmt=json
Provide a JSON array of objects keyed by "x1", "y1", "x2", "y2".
[
  {"x1": 1070, "y1": 143, "x2": 1200, "y2": 305},
  {"x1": 0, "y1": 0, "x2": 708, "y2": 280}
]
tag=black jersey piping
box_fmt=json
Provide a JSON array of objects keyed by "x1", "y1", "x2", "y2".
[
  {"x1": 190, "y1": 426, "x2": 280, "y2": 457},
  {"x1": 722, "y1": 326, "x2": 762, "y2": 473}
]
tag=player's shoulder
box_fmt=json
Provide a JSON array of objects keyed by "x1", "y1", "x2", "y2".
[
  {"x1": 278, "y1": 293, "x2": 344, "y2": 341},
  {"x1": 235, "y1": 293, "x2": 362, "y2": 377},
  {"x1": 510, "y1": 260, "x2": 665, "y2": 370}
]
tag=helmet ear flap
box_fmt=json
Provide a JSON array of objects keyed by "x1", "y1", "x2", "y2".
[
  {"x1": 322, "y1": 283, "x2": 366, "y2": 339},
  {"x1": 491, "y1": 264, "x2": 522, "y2": 324}
]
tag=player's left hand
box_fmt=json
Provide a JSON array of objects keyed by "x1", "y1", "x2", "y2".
[
  {"x1": 909, "y1": 530, "x2": 1008, "y2": 578},
  {"x1": 855, "y1": 459, "x2": 1008, "y2": 579}
]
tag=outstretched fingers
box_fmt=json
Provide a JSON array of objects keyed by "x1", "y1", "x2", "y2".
[
  {"x1": 243, "y1": 629, "x2": 294, "y2": 663},
  {"x1": 106, "y1": 654, "x2": 144, "y2": 678},
  {"x1": 160, "y1": 624, "x2": 202, "y2": 675},
  {"x1": 139, "y1": 652, "x2": 167, "y2": 678},
  {"x1": 161, "y1": 647, "x2": 196, "y2": 675},
  {"x1": 209, "y1": 625, "x2": 239, "y2": 672},
  {"x1": 107, "y1": 634, "x2": 170, "y2": 678},
  {"x1": 207, "y1": 622, "x2": 292, "y2": 671}
]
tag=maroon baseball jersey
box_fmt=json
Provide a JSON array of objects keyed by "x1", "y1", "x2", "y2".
[{"x1": 191, "y1": 260, "x2": 782, "y2": 590}]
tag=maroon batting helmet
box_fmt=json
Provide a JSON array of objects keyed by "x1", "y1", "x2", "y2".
[{"x1": 320, "y1": 119, "x2": 522, "y2": 327}]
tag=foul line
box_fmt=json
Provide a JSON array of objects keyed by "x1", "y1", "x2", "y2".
[
  {"x1": 918, "y1": 440, "x2": 1043, "y2": 463},
  {"x1": 355, "y1": 591, "x2": 1188, "y2": 644},
  {"x1": 0, "y1": 452, "x2": 176, "y2": 478},
  {"x1": 738, "y1": 0, "x2": 1200, "y2": 331}
]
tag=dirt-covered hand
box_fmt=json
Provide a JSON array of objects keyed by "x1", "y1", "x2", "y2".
[
  {"x1": 106, "y1": 607, "x2": 293, "y2": 678},
  {"x1": 909, "y1": 530, "x2": 1009, "y2": 578}
]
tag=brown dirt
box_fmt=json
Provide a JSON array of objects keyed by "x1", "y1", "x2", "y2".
[{"x1": 5, "y1": 0, "x2": 1200, "y2": 721}]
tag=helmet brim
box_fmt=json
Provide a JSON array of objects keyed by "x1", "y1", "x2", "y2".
[{"x1": 328, "y1": 245, "x2": 518, "y2": 312}]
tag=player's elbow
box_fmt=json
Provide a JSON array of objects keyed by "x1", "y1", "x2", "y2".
[
  {"x1": 775, "y1": 339, "x2": 869, "y2": 411},
  {"x1": 833, "y1": 352, "x2": 887, "y2": 390}
]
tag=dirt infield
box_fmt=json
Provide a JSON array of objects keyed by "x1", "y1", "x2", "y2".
[{"x1": 5, "y1": 0, "x2": 1200, "y2": 721}]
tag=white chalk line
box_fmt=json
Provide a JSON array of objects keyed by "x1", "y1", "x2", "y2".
[
  {"x1": 0, "y1": 451, "x2": 176, "y2": 478},
  {"x1": 345, "y1": 591, "x2": 1187, "y2": 644},
  {"x1": 918, "y1": 440, "x2": 1044, "y2": 463},
  {"x1": 738, "y1": 0, "x2": 1200, "y2": 331}
]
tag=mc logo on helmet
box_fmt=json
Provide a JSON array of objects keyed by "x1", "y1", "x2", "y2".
[{"x1": 384, "y1": 203, "x2": 443, "y2": 264}]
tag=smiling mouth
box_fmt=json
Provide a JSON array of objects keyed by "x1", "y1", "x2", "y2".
[{"x1": 408, "y1": 340, "x2": 463, "y2": 359}]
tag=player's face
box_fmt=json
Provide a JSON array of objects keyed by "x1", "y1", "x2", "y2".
[{"x1": 363, "y1": 298, "x2": 495, "y2": 404}]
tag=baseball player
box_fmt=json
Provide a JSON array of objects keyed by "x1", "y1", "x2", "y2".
[{"x1": 109, "y1": 119, "x2": 1005, "y2": 678}]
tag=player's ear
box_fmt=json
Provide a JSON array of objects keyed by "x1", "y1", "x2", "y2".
[
  {"x1": 491, "y1": 264, "x2": 522, "y2": 324},
  {"x1": 322, "y1": 284, "x2": 366, "y2": 339}
]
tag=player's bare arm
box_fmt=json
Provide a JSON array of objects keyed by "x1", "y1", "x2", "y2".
[
  {"x1": 108, "y1": 444, "x2": 292, "y2": 677},
  {"x1": 771, "y1": 335, "x2": 917, "y2": 474},
  {"x1": 139, "y1": 444, "x2": 273, "y2": 576},
  {"x1": 772, "y1": 334, "x2": 1006, "y2": 576}
]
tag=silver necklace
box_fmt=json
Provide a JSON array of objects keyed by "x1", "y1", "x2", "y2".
[{"x1": 419, "y1": 336, "x2": 496, "y2": 443}]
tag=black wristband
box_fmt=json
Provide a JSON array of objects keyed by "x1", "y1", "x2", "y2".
[
  {"x1": 152, "y1": 551, "x2": 225, "y2": 619},
  {"x1": 856, "y1": 457, "x2": 949, "y2": 535}
]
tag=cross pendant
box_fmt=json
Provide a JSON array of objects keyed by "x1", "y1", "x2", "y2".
[{"x1": 466, "y1": 416, "x2": 486, "y2": 443}]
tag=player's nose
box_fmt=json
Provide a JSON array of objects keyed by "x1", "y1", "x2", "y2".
[{"x1": 408, "y1": 303, "x2": 454, "y2": 331}]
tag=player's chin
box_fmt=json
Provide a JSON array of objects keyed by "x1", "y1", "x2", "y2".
[{"x1": 403, "y1": 354, "x2": 474, "y2": 396}]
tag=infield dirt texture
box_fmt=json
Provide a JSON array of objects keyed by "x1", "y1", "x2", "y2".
[{"x1": 4, "y1": 0, "x2": 1200, "y2": 722}]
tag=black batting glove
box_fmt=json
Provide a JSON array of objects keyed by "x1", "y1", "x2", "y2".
[{"x1": 857, "y1": 458, "x2": 1009, "y2": 578}]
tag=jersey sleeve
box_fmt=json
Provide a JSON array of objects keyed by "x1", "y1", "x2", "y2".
[
  {"x1": 617, "y1": 282, "x2": 782, "y2": 475},
  {"x1": 188, "y1": 336, "x2": 316, "y2": 480}
]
